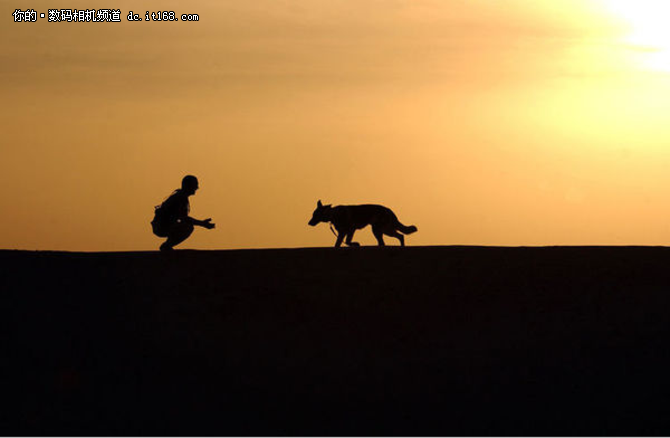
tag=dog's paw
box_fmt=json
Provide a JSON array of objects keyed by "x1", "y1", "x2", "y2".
[{"x1": 347, "y1": 241, "x2": 361, "y2": 247}]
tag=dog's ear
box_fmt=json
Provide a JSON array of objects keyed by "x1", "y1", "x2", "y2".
[{"x1": 317, "y1": 200, "x2": 323, "y2": 208}]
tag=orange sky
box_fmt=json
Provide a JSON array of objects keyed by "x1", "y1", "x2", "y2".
[{"x1": 3, "y1": 0, "x2": 670, "y2": 250}]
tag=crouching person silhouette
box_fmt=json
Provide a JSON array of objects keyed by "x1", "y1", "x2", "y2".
[{"x1": 151, "y1": 175, "x2": 215, "y2": 251}]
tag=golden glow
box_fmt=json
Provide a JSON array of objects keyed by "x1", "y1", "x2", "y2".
[
  {"x1": 3, "y1": 1, "x2": 670, "y2": 250},
  {"x1": 603, "y1": 0, "x2": 670, "y2": 72}
]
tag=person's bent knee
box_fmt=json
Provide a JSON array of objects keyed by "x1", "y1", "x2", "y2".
[
  {"x1": 165, "y1": 221, "x2": 195, "y2": 247},
  {"x1": 175, "y1": 221, "x2": 194, "y2": 237},
  {"x1": 182, "y1": 221, "x2": 195, "y2": 233}
]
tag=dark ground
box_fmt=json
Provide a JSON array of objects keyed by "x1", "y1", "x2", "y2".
[{"x1": 2, "y1": 246, "x2": 670, "y2": 435}]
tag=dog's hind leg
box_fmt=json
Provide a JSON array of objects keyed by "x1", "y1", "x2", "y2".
[
  {"x1": 345, "y1": 231, "x2": 360, "y2": 247},
  {"x1": 372, "y1": 226, "x2": 386, "y2": 246},
  {"x1": 386, "y1": 229, "x2": 405, "y2": 246}
]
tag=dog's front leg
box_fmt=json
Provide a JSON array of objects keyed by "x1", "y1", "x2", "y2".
[
  {"x1": 345, "y1": 231, "x2": 360, "y2": 247},
  {"x1": 334, "y1": 232, "x2": 345, "y2": 247}
]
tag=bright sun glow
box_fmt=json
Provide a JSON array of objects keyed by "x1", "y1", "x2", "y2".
[{"x1": 603, "y1": 0, "x2": 670, "y2": 72}]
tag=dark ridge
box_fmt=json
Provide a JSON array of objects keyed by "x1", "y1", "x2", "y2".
[{"x1": 3, "y1": 246, "x2": 670, "y2": 435}]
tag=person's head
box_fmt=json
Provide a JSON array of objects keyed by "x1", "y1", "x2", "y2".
[{"x1": 181, "y1": 175, "x2": 199, "y2": 195}]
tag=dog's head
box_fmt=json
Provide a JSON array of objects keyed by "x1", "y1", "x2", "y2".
[{"x1": 308, "y1": 200, "x2": 332, "y2": 226}]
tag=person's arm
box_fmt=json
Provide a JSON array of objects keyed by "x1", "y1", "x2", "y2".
[
  {"x1": 188, "y1": 217, "x2": 215, "y2": 229},
  {"x1": 176, "y1": 194, "x2": 214, "y2": 229}
]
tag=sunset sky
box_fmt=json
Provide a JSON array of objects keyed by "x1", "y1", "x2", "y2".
[{"x1": 3, "y1": 0, "x2": 670, "y2": 250}]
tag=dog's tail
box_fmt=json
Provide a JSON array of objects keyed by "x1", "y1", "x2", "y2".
[{"x1": 397, "y1": 221, "x2": 418, "y2": 235}]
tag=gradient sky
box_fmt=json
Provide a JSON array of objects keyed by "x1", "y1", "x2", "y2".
[{"x1": 3, "y1": 0, "x2": 670, "y2": 250}]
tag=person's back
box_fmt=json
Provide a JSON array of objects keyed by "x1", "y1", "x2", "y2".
[
  {"x1": 153, "y1": 189, "x2": 189, "y2": 231},
  {"x1": 151, "y1": 175, "x2": 215, "y2": 250}
]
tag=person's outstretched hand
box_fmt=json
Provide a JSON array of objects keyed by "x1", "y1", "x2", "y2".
[{"x1": 203, "y1": 218, "x2": 216, "y2": 229}]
